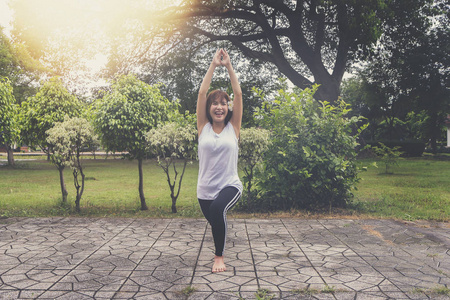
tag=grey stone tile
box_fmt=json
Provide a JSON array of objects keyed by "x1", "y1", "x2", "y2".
[{"x1": 0, "y1": 217, "x2": 448, "y2": 299}]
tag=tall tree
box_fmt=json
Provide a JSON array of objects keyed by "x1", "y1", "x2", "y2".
[
  {"x1": 1, "y1": 28, "x2": 40, "y2": 166},
  {"x1": 404, "y1": 26, "x2": 450, "y2": 153},
  {"x1": 93, "y1": 74, "x2": 172, "y2": 210},
  {"x1": 152, "y1": 0, "x2": 435, "y2": 102}
]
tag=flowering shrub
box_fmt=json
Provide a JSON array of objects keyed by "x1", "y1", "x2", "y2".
[
  {"x1": 46, "y1": 116, "x2": 98, "y2": 212},
  {"x1": 238, "y1": 127, "x2": 271, "y2": 208},
  {"x1": 146, "y1": 120, "x2": 197, "y2": 213}
]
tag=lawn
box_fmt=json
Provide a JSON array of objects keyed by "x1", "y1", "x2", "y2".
[
  {"x1": 0, "y1": 156, "x2": 449, "y2": 221},
  {"x1": 0, "y1": 158, "x2": 202, "y2": 218},
  {"x1": 353, "y1": 156, "x2": 450, "y2": 221}
]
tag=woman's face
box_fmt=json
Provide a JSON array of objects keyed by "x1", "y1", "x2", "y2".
[{"x1": 209, "y1": 97, "x2": 228, "y2": 124}]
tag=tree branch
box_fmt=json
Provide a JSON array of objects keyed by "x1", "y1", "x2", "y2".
[
  {"x1": 175, "y1": 160, "x2": 188, "y2": 200},
  {"x1": 332, "y1": 3, "x2": 351, "y2": 83}
]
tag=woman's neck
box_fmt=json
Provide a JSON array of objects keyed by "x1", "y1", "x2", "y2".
[{"x1": 212, "y1": 122, "x2": 226, "y2": 134}]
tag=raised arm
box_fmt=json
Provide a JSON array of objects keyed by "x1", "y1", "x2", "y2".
[
  {"x1": 197, "y1": 49, "x2": 222, "y2": 136},
  {"x1": 221, "y1": 49, "x2": 243, "y2": 138}
]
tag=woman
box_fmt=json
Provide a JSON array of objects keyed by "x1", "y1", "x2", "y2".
[{"x1": 197, "y1": 48, "x2": 243, "y2": 273}]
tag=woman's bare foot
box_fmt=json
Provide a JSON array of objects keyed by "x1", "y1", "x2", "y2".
[{"x1": 212, "y1": 255, "x2": 226, "y2": 273}]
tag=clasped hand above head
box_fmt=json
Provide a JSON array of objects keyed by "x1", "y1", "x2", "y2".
[{"x1": 212, "y1": 48, "x2": 231, "y2": 68}]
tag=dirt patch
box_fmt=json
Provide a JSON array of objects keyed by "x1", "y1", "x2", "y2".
[{"x1": 361, "y1": 224, "x2": 395, "y2": 246}]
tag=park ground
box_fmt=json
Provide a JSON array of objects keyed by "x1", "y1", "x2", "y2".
[{"x1": 0, "y1": 154, "x2": 449, "y2": 222}]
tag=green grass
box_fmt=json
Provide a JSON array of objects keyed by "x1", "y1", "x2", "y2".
[
  {"x1": 1, "y1": 156, "x2": 449, "y2": 220},
  {"x1": 0, "y1": 158, "x2": 202, "y2": 218},
  {"x1": 353, "y1": 157, "x2": 450, "y2": 221}
]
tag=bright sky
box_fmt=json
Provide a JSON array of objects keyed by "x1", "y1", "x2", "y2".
[
  {"x1": 0, "y1": 0, "x2": 13, "y2": 36},
  {"x1": 0, "y1": 0, "x2": 178, "y2": 94}
]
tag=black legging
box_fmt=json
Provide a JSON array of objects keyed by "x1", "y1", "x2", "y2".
[{"x1": 198, "y1": 186, "x2": 241, "y2": 256}]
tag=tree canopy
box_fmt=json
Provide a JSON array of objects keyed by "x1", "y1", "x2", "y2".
[
  {"x1": 20, "y1": 77, "x2": 81, "y2": 152},
  {"x1": 153, "y1": 0, "x2": 437, "y2": 102},
  {"x1": 341, "y1": 2, "x2": 449, "y2": 151}
]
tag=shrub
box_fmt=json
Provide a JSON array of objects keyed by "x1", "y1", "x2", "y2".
[
  {"x1": 238, "y1": 127, "x2": 271, "y2": 209},
  {"x1": 146, "y1": 120, "x2": 197, "y2": 213},
  {"x1": 46, "y1": 116, "x2": 99, "y2": 212},
  {"x1": 254, "y1": 86, "x2": 366, "y2": 211}
]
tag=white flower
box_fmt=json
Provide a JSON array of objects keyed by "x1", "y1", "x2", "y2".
[{"x1": 228, "y1": 100, "x2": 234, "y2": 111}]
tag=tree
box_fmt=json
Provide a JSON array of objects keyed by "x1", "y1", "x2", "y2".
[
  {"x1": 154, "y1": 0, "x2": 434, "y2": 102},
  {"x1": 93, "y1": 74, "x2": 172, "y2": 211},
  {"x1": 20, "y1": 77, "x2": 81, "y2": 155},
  {"x1": 404, "y1": 26, "x2": 450, "y2": 153},
  {"x1": 341, "y1": 74, "x2": 406, "y2": 142},
  {"x1": 1, "y1": 27, "x2": 48, "y2": 165},
  {"x1": 46, "y1": 116, "x2": 98, "y2": 212},
  {"x1": 0, "y1": 78, "x2": 19, "y2": 166},
  {"x1": 371, "y1": 143, "x2": 403, "y2": 174},
  {"x1": 146, "y1": 118, "x2": 197, "y2": 213}
]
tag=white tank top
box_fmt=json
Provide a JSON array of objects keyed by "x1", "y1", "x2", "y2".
[{"x1": 197, "y1": 122, "x2": 243, "y2": 200}]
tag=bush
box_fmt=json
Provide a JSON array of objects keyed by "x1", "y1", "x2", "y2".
[
  {"x1": 254, "y1": 86, "x2": 366, "y2": 211},
  {"x1": 146, "y1": 120, "x2": 197, "y2": 214},
  {"x1": 237, "y1": 127, "x2": 271, "y2": 210}
]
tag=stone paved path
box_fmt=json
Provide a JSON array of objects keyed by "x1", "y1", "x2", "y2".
[{"x1": 0, "y1": 217, "x2": 449, "y2": 299}]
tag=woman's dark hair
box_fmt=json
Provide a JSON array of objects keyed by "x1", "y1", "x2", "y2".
[{"x1": 206, "y1": 89, "x2": 233, "y2": 125}]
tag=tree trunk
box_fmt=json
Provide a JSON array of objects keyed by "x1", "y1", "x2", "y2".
[
  {"x1": 171, "y1": 197, "x2": 177, "y2": 213},
  {"x1": 58, "y1": 166, "x2": 68, "y2": 203},
  {"x1": 170, "y1": 181, "x2": 177, "y2": 213},
  {"x1": 74, "y1": 169, "x2": 81, "y2": 213},
  {"x1": 314, "y1": 75, "x2": 341, "y2": 103},
  {"x1": 73, "y1": 155, "x2": 85, "y2": 213},
  {"x1": 430, "y1": 114, "x2": 439, "y2": 155},
  {"x1": 138, "y1": 158, "x2": 148, "y2": 210},
  {"x1": 6, "y1": 145, "x2": 14, "y2": 166}
]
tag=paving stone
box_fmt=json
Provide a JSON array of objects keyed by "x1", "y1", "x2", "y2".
[{"x1": 0, "y1": 217, "x2": 448, "y2": 299}]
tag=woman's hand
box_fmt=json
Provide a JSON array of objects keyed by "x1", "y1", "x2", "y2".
[
  {"x1": 212, "y1": 49, "x2": 222, "y2": 67},
  {"x1": 220, "y1": 49, "x2": 231, "y2": 68}
]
